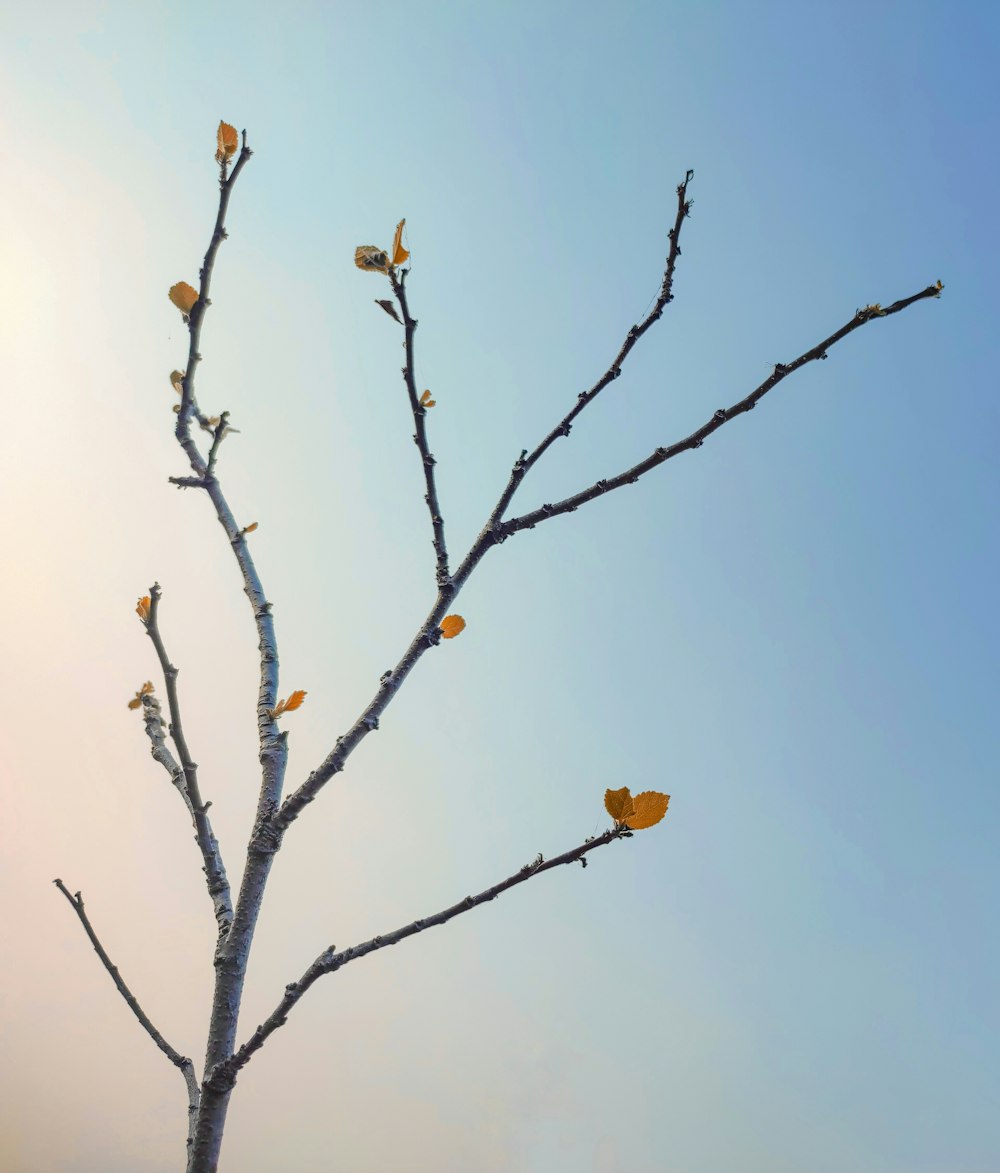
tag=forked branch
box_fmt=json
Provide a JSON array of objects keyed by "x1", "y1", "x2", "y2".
[
  {"x1": 488, "y1": 168, "x2": 695, "y2": 528},
  {"x1": 500, "y1": 286, "x2": 944, "y2": 536},
  {"x1": 142, "y1": 584, "x2": 232, "y2": 937},
  {"x1": 206, "y1": 825, "x2": 632, "y2": 1090},
  {"x1": 273, "y1": 277, "x2": 939, "y2": 832}
]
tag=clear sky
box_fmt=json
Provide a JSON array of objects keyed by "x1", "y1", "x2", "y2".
[{"x1": 1, "y1": 2, "x2": 997, "y2": 1170}]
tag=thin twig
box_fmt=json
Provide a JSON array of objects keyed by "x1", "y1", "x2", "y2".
[
  {"x1": 206, "y1": 826, "x2": 631, "y2": 1089},
  {"x1": 500, "y1": 287, "x2": 943, "y2": 536},
  {"x1": 52, "y1": 879, "x2": 201, "y2": 1135},
  {"x1": 175, "y1": 132, "x2": 253, "y2": 462},
  {"x1": 488, "y1": 169, "x2": 694, "y2": 529},
  {"x1": 390, "y1": 268, "x2": 450, "y2": 586},
  {"x1": 143, "y1": 584, "x2": 232, "y2": 937}
]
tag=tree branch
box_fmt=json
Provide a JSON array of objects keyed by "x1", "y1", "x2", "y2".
[
  {"x1": 487, "y1": 168, "x2": 694, "y2": 529},
  {"x1": 273, "y1": 244, "x2": 940, "y2": 839},
  {"x1": 206, "y1": 825, "x2": 632, "y2": 1089},
  {"x1": 141, "y1": 584, "x2": 232, "y2": 938},
  {"x1": 389, "y1": 267, "x2": 451, "y2": 587},
  {"x1": 52, "y1": 879, "x2": 200, "y2": 1141},
  {"x1": 499, "y1": 286, "x2": 943, "y2": 536},
  {"x1": 271, "y1": 173, "x2": 694, "y2": 829}
]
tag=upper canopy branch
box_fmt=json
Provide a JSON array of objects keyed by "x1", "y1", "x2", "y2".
[
  {"x1": 488, "y1": 168, "x2": 694, "y2": 529},
  {"x1": 499, "y1": 285, "x2": 944, "y2": 537},
  {"x1": 390, "y1": 267, "x2": 451, "y2": 587}
]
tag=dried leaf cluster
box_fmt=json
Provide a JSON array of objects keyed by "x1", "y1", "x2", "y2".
[
  {"x1": 355, "y1": 219, "x2": 410, "y2": 273},
  {"x1": 127, "y1": 681, "x2": 154, "y2": 711},
  {"x1": 604, "y1": 786, "x2": 670, "y2": 830}
]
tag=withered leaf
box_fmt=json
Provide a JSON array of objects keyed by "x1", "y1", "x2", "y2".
[
  {"x1": 215, "y1": 121, "x2": 239, "y2": 164},
  {"x1": 419, "y1": 390, "x2": 436, "y2": 408},
  {"x1": 136, "y1": 596, "x2": 151, "y2": 623},
  {"x1": 169, "y1": 282, "x2": 199, "y2": 315},
  {"x1": 440, "y1": 615, "x2": 465, "y2": 639},
  {"x1": 243, "y1": 522, "x2": 258, "y2": 534},
  {"x1": 375, "y1": 299, "x2": 401, "y2": 322},
  {"x1": 128, "y1": 681, "x2": 154, "y2": 710},
  {"x1": 270, "y1": 689, "x2": 307, "y2": 718},
  {"x1": 169, "y1": 370, "x2": 185, "y2": 393},
  {"x1": 622, "y1": 790, "x2": 670, "y2": 830},
  {"x1": 604, "y1": 786, "x2": 635, "y2": 823},
  {"x1": 391, "y1": 219, "x2": 410, "y2": 267},
  {"x1": 355, "y1": 246, "x2": 390, "y2": 273}
]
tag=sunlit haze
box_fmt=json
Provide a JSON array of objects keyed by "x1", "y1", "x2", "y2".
[{"x1": 1, "y1": 3, "x2": 997, "y2": 1171}]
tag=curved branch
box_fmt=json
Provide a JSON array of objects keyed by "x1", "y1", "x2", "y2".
[
  {"x1": 501, "y1": 286, "x2": 944, "y2": 536},
  {"x1": 52, "y1": 879, "x2": 200, "y2": 1135},
  {"x1": 488, "y1": 168, "x2": 694, "y2": 528},
  {"x1": 207, "y1": 825, "x2": 633, "y2": 1089},
  {"x1": 139, "y1": 589, "x2": 233, "y2": 938},
  {"x1": 390, "y1": 268, "x2": 450, "y2": 586}
]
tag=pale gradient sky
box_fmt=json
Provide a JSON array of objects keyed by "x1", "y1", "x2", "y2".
[{"x1": 1, "y1": 2, "x2": 997, "y2": 1171}]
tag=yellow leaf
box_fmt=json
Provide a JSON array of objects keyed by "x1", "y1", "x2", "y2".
[
  {"x1": 169, "y1": 282, "x2": 199, "y2": 315},
  {"x1": 623, "y1": 790, "x2": 670, "y2": 830},
  {"x1": 355, "y1": 246, "x2": 390, "y2": 273},
  {"x1": 419, "y1": 390, "x2": 436, "y2": 408},
  {"x1": 604, "y1": 786, "x2": 635, "y2": 823},
  {"x1": 136, "y1": 596, "x2": 151, "y2": 623},
  {"x1": 216, "y1": 121, "x2": 239, "y2": 164},
  {"x1": 440, "y1": 614, "x2": 465, "y2": 639},
  {"x1": 243, "y1": 522, "x2": 258, "y2": 534},
  {"x1": 128, "y1": 681, "x2": 154, "y2": 710},
  {"x1": 391, "y1": 219, "x2": 410, "y2": 267},
  {"x1": 270, "y1": 689, "x2": 307, "y2": 718}
]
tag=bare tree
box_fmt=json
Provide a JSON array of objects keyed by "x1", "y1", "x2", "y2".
[{"x1": 54, "y1": 122, "x2": 943, "y2": 1173}]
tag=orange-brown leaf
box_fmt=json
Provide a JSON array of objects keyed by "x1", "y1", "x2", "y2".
[
  {"x1": 136, "y1": 596, "x2": 151, "y2": 623},
  {"x1": 604, "y1": 786, "x2": 635, "y2": 823},
  {"x1": 391, "y1": 219, "x2": 410, "y2": 267},
  {"x1": 128, "y1": 681, "x2": 154, "y2": 710},
  {"x1": 270, "y1": 689, "x2": 307, "y2": 718},
  {"x1": 243, "y1": 522, "x2": 258, "y2": 534},
  {"x1": 419, "y1": 390, "x2": 436, "y2": 408},
  {"x1": 169, "y1": 282, "x2": 199, "y2": 315},
  {"x1": 440, "y1": 615, "x2": 465, "y2": 639},
  {"x1": 216, "y1": 121, "x2": 239, "y2": 164},
  {"x1": 355, "y1": 246, "x2": 390, "y2": 273},
  {"x1": 622, "y1": 790, "x2": 670, "y2": 830}
]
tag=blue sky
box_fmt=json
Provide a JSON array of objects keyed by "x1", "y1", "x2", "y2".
[{"x1": 1, "y1": 2, "x2": 997, "y2": 1170}]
